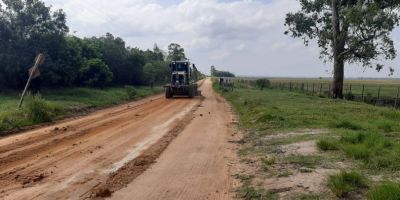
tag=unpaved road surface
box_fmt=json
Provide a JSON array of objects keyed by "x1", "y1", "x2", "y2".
[{"x1": 0, "y1": 78, "x2": 238, "y2": 200}]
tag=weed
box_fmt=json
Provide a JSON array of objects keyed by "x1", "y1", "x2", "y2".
[
  {"x1": 262, "y1": 156, "x2": 276, "y2": 166},
  {"x1": 328, "y1": 171, "x2": 368, "y2": 197},
  {"x1": 317, "y1": 139, "x2": 340, "y2": 151},
  {"x1": 124, "y1": 86, "x2": 137, "y2": 100},
  {"x1": 26, "y1": 95, "x2": 62, "y2": 123},
  {"x1": 286, "y1": 155, "x2": 322, "y2": 169},
  {"x1": 277, "y1": 170, "x2": 293, "y2": 177},
  {"x1": 237, "y1": 186, "x2": 278, "y2": 200},
  {"x1": 332, "y1": 120, "x2": 362, "y2": 130},
  {"x1": 291, "y1": 193, "x2": 322, "y2": 200}
]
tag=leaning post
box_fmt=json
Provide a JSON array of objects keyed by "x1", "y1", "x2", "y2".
[{"x1": 18, "y1": 54, "x2": 44, "y2": 109}]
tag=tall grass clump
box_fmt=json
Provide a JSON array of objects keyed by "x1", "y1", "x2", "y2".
[
  {"x1": 124, "y1": 86, "x2": 137, "y2": 100},
  {"x1": 26, "y1": 95, "x2": 62, "y2": 123},
  {"x1": 317, "y1": 139, "x2": 340, "y2": 151},
  {"x1": 328, "y1": 171, "x2": 368, "y2": 197},
  {"x1": 368, "y1": 183, "x2": 400, "y2": 200},
  {"x1": 340, "y1": 132, "x2": 400, "y2": 170},
  {"x1": 332, "y1": 119, "x2": 362, "y2": 130}
]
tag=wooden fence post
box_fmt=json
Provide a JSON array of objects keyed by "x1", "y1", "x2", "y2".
[
  {"x1": 312, "y1": 84, "x2": 315, "y2": 95},
  {"x1": 376, "y1": 86, "x2": 381, "y2": 105},
  {"x1": 349, "y1": 84, "x2": 352, "y2": 93},
  {"x1": 319, "y1": 83, "x2": 323, "y2": 96},
  {"x1": 395, "y1": 87, "x2": 400, "y2": 108},
  {"x1": 361, "y1": 85, "x2": 365, "y2": 101},
  {"x1": 290, "y1": 82, "x2": 292, "y2": 91},
  {"x1": 328, "y1": 84, "x2": 331, "y2": 98}
]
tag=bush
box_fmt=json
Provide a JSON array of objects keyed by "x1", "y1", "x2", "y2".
[
  {"x1": 255, "y1": 79, "x2": 271, "y2": 90},
  {"x1": 125, "y1": 86, "x2": 137, "y2": 99},
  {"x1": 344, "y1": 92, "x2": 355, "y2": 100},
  {"x1": 328, "y1": 171, "x2": 368, "y2": 197},
  {"x1": 79, "y1": 59, "x2": 113, "y2": 88},
  {"x1": 317, "y1": 139, "x2": 340, "y2": 151},
  {"x1": 26, "y1": 95, "x2": 54, "y2": 123},
  {"x1": 368, "y1": 183, "x2": 400, "y2": 200}
]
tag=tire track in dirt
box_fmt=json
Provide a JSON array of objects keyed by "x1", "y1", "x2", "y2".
[{"x1": 0, "y1": 92, "x2": 201, "y2": 200}]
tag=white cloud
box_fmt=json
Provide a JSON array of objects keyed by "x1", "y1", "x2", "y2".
[{"x1": 44, "y1": 0, "x2": 400, "y2": 78}]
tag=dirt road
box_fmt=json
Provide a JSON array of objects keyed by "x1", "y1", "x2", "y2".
[{"x1": 0, "y1": 78, "x2": 238, "y2": 200}]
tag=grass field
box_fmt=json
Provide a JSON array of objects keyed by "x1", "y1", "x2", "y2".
[
  {"x1": 236, "y1": 78, "x2": 400, "y2": 98},
  {"x1": 270, "y1": 78, "x2": 400, "y2": 98},
  {"x1": 0, "y1": 86, "x2": 163, "y2": 133},
  {"x1": 215, "y1": 79, "x2": 400, "y2": 199}
]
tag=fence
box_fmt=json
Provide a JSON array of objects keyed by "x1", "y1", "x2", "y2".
[{"x1": 269, "y1": 81, "x2": 400, "y2": 109}]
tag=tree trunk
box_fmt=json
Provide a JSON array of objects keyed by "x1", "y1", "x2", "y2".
[{"x1": 331, "y1": 0, "x2": 344, "y2": 99}]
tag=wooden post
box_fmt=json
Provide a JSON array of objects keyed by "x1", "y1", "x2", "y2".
[
  {"x1": 306, "y1": 83, "x2": 309, "y2": 93},
  {"x1": 361, "y1": 85, "x2": 365, "y2": 101},
  {"x1": 395, "y1": 87, "x2": 400, "y2": 108},
  {"x1": 319, "y1": 83, "x2": 323, "y2": 96},
  {"x1": 349, "y1": 84, "x2": 352, "y2": 93},
  {"x1": 376, "y1": 86, "x2": 381, "y2": 105},
  {"x1": 328, "y1": 84, "x2": 332, "y2": 98},
  {"x1": 18, "y1": 54, "x2": 44, "y2": 109},
  {"x1": 312, "y1": 84, "x2": 315, "y2": 95},
  {"x1": 290, "y1": 82, "x2": 292, "y2": 91}
]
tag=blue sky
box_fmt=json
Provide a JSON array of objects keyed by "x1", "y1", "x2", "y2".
[{"x1": 44, "y1": 0, "x2": 400, "y2": 78}]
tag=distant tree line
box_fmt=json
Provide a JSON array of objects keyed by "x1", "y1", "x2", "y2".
[
  {"x1": 210, "y1": 66, "x2": 235, "y2": 77},
  {"x1": 0, "y1": 0, "x2": 189, "y2": 89}
]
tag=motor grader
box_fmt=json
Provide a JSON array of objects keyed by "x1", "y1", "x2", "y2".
[{"x1": 164, "y1": 61, "x2": 201, "y2": 98}]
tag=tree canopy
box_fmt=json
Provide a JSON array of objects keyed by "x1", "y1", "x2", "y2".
[
  {"x1": 0, "y1": 0, "x2": 195, "y2": 89},
  {"x1": 211, "y1": 66, "x2": 235, "y2": 77},
  {"x1": 167, "y1": 43, "x2": 186, "y2": 61},
  {"x1": 285, "y1": 0, "x2": 400, "y2": 98}
]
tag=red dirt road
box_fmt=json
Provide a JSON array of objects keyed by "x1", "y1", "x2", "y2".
[{"x1": 0, "y1": 78, "x2": 238, "y2": 200}]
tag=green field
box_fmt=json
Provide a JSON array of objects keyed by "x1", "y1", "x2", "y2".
[
  {"x1": 215, "y1": 79, "x2": 400, "y2": 199},
  {"x1": 0, "y1": 86, "x2": 163, "y2": 133},
  {"x1": 269, "y1": 78, "x2": 400, "y2": 98}
]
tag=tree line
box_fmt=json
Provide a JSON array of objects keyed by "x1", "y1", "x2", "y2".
[
  {"x1": 210, "y1": 66, "x2": 235, "y2": 77},
  {"x1": 0, "y1": 0, "x2": 188, "y2": 90}
]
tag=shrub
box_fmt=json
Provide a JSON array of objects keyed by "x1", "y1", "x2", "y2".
[
  {"x1": 328, "y1": 171, "x2": 368, "y2": 197},
  {"x1": 344, "y1": 92, "x2": 355, "y2": 100},
  {"x1": 368, "y1": 183, "x2": 400, "y2": 200},
  {"x1": 317, "y1": 139, "x2": 340, "y2": 151},
  {"x1": 125, "y1": 86, "x2": 137, "y2": 99},
  {"x1": 79, "y1": 59, "x2": 113, "y2": 88},
  {"x1": 255, "y1": 79, "x2": 271, "y2": 90}
]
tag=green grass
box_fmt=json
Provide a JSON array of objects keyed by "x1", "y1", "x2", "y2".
[
  {"x1": 368, "y1": 183, "x2": 400, "y2": 200},
  {"x1": 237, "y1": 186, "x2": 278, "y2": 200},
  {"x1": 214, "y1": 78, "x2": 400, "y2": 198},
  {"x1": 0, "y1": 86, "x2": 162, "y2": 133},
  {"x1": 285, "y1": 155, "x2": 323, "y2": 169},
  {"x1": 317, "y1": 139, "x2": 340, "y2": 151},
  {"x1": 328, "y1": 171, "x2": 368, "y2": 197}
]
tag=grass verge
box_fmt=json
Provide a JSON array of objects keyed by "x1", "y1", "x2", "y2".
[
  {"x1": 214, "y1": 79, "x2": 400, "y2": 199},
  {"x1": 0, "y1": 86, "x2": 162, "y2": 134}
]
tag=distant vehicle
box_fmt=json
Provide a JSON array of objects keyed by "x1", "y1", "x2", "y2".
[{"x1": 164, "y1": 61, "x2": 201, "y2": 98}]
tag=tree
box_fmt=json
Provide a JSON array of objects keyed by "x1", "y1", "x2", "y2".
[
  {"x1": 285, "y1": 0, "x2": 400, "y2": 98},
  {"x1": 0, "y1": 0, "x2": 68, "y2": 88},
  {"x1": 256, "y1": 79, "x2": 271, "y2": 90},
  {"x1": 167, "y1": 43, "x2": 186, "y2": 61},
  {"x1": 79, "y1": 59, "x2": 113, "y2": 87}
]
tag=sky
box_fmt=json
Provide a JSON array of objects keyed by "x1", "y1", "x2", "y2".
[{"x1": 43, "y1": 0, "x2": 400, "y2": 78}]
